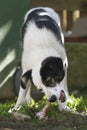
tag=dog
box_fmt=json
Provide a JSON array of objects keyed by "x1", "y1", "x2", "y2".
[{"x1": 10, "y1": 7, "x2": 70, "y2": 119}]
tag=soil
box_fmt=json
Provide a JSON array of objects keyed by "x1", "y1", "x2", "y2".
[{"x1": 0, "y1": 112, "x2": 87, "y2": 130}]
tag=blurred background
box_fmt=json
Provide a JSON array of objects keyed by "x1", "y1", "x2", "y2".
[{"x1": 0, "y1": 0, "x2": 87, "y2": 99}]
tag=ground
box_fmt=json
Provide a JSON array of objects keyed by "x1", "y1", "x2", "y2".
[
  {"x1": 0, "y1": 112, "x2": 87, "y2": 130},
  {"x1": 0, "y1": 92, "x2": 87, "y2": 130}
]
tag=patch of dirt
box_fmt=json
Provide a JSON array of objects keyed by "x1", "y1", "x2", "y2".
[{"x1": 0, "y1": 112, "x2": 87, "y2": 130}]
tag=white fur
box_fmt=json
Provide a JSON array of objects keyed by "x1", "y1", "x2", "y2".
[
  {"x1": 24, "y1": 7, "x2": 64, "y2": 44},
  {"x1": 22, "y1": 23, "x2": 66, "y2": 72},
  {"x1": 10, "y1": 7, "x2": 69, "y2": 118}
]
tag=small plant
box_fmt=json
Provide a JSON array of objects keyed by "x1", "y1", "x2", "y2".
[{"x1": 67, "y1": 94, "x2": 87, "y2": 113}]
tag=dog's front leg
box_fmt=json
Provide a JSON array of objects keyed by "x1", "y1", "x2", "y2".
[
  {"x1": 9, "y1": 86, "x2": 26, "y2": 113},
  {"x1": 14, "y1": 70, "x2": 32, "y2": 110},
  {"x1": 9, "y1": 86, "x2": 31, "y2": 121},
  {"x1": 58, "y1": 90, "x2": 70, "y2": 112},
  {"x1": 58, "y1": 101, "x2": 69, "y2": 111},
  {"x1": 13, "y1": 86, "x2": 26, "y2": 110}
]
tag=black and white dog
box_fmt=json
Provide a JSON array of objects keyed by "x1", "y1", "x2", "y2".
[{"x1": 11, "y1": 7, "x2": 70, "y2": 119}]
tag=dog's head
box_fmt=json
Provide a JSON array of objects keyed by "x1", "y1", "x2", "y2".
[
  {"x1": 31, "y1": 56, "x2": 67, "y2": 103},
  {"x1": 40, "y1": 57, "x2": 65, "y2": 87},
  {"x1": 21, "y1": 57, "x2": 67, "y2": 102}
]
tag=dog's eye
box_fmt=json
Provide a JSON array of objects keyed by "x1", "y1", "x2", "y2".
[
  {"x1": 46, "y1": 77, "x2": 55, "y2": 83},
  {"x1": 46, "y1": 77, "x2": 56, "y2": 86}
]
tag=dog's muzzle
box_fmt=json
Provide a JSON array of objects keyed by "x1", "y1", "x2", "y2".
[
  {"x1": 49, "y1": 95, "x2": 57, "y2": 102},
  {"x1": 49, "y1": 90, "x2": 66, "y2": 103}
]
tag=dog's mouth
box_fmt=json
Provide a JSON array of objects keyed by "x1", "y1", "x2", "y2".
[{"x1": 59, "y1": 90, "x2": 66, "y2": 102}]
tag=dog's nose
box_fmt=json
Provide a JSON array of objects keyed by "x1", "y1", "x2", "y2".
[{"x1": 49, "y1": 95, "x2": 57, "y2": 102}]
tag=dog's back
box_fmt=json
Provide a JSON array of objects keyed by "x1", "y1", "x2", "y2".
[
  {"x1": 22, "y1": 7, "x2": 63, "y2": 40},
  {"x1": 21, "y1": 7, "x2": 66, "y2": 71}
]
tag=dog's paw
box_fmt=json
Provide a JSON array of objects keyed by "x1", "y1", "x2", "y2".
[
  {"x1": 59, "y1": 105, "x2": 71, "y2": 112},
  {"x1": 8, "y1": 106, "x2": 21, "y2": 113},
  {"x1": 36, "y1": 111, "x2": 45, "y2": 120},
  {"x1": 8, "y1": 108, "x2": 14, "y2": 113}
]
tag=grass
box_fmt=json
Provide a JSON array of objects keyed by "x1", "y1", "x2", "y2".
[{"x1": 0, "y1": 92, "x2": 87, "y2": 130}]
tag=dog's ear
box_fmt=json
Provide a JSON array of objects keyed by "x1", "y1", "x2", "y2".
[{"x1": 21, "y1": 70, "x2": 32, "y2": 89}]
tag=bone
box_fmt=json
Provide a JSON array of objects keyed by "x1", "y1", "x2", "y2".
[
  {"x1": 42, "y1": 101, "x2": 50, "y2": 113},
  {"x1": 36, "y1": 101, "x2": 50, "y2": 119}
]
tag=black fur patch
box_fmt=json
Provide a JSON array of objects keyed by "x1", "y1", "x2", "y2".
[
  {"x1": 21, "y1": 9, "x2": 45, "y2": 42},
  {"x1": 21, "y1": 8, "x2": 62, "y2": 43},
  {"x1": 40, "y1": 57, "x2": 65, "y2": 87},
  {"x1": 21, "y1": 70, "x2": 32, "y2": 89}
]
